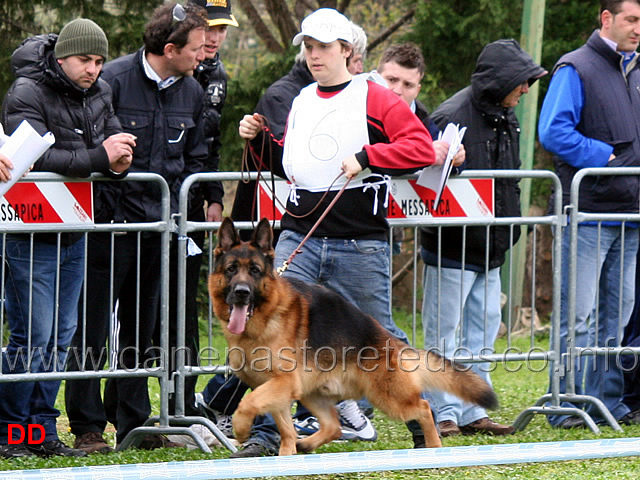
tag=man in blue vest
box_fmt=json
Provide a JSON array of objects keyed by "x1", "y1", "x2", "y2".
[{"x1": 538, "y1": 0, "x2": 640, "y2": 429}]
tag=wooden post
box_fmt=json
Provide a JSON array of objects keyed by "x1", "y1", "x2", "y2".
[{"x1": 503, "y1": 0, "x2": 546, "y2": 322}]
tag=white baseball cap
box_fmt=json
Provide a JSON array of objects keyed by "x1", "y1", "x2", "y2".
[{"x1": 292, "y1": 8, "x2": 353, "y2": 46}]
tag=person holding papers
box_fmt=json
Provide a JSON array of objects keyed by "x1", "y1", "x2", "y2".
[
  {"x1": 0, "y1": 18, "x2": 134, "y2": 459},
  {"x1": 419, "y1": 39, "x2": 546, "y2": 438}
]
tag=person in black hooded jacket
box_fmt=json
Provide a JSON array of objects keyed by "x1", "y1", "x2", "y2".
[
  {"x1": 420, "y1": 39, "x2": 546, "y2": 438},
  {"x1": 0, "y1": 18, "x2": 134, "y2": 459}
]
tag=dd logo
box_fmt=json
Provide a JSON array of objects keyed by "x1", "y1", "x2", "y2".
[{"x1": 8, "y1": 424, "x2": 44, "y2": 444}]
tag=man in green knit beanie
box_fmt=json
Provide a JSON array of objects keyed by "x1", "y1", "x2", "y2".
[{"x1": 0, "y1": 16, "x2": 134, "y2": 459}]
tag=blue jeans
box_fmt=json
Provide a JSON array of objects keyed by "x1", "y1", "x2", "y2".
[
  {"x1": 239, "y1": 231, "x2": 422, "y2": 451},
  {"x1": 549, "y1": 224, "x2": 639, "y2": 426},
  {"x1": 621, "y1": 248, "x2": 640, "y2": 412},
  {"x1": 422, "y1": 258, "x2": 502, "y2": 426},
  {"x1": 0, "y1": 236, "x2": 84, "y2": 443},
  {"x1": 275, "y1": 230, "x2": 410, "y2": 345}
]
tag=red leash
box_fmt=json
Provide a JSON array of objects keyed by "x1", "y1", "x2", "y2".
[
  {"x1": 240, "y1": 123, "x2": 353, "y2": 276},
  {"x1": 277, "y1": 175, "x2": 352, "y2": 276}
]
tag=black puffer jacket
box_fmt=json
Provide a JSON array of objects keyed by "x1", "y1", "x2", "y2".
[
  {"x1": 193, "y1": 53, "x2": 227, "y2": 210},
  {"x1": 1, "y1": 34, "x2": 123, "y2": 177},
  {"x1": 98, "y1": 48, "x2": 207, "y2": 223},
  {"x1": 421, "y1": 39, "x2": 546, "y2": 270}
]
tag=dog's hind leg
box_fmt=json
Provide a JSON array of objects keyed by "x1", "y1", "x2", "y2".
[
  {"x1": 370, "y1": 388, "x2": 442, "y2": 448},
  {"x1": 295, "y1": 396, "x2": 342, "y2": 453},
  {"x1": 411, "y1": 399, "x2": 442, "y2": 448}
]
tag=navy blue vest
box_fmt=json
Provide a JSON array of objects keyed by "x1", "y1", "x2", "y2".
[{"x1": 553, "y1": 30, "x2": 640, "y2": 213}]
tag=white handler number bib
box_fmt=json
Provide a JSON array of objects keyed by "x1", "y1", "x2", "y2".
[{"x1": 283, "y1": 74, "x2": 370, "y2": 192}]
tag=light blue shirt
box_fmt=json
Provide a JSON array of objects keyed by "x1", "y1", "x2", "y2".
[{"x1": 142, "y1": 49, "x2": 180, "y2": 90}]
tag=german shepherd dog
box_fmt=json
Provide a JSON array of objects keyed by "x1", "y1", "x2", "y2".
[{"x1": 209, "y1": 218, "x2": 498, "y2": 456}]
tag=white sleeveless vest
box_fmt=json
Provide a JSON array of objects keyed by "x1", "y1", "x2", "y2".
[{"x1": 282, "y1": 74, "x2": 370, "y2": 192}]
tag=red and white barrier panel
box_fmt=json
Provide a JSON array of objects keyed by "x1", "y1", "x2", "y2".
[
  {"x1": 0, "y1": 182, "x2": 93, "y2": 224},
  {"x1": 257, "y1": 178, "x2": 494, "y2": 221}
]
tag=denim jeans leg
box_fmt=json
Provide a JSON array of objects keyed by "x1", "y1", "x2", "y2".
[
  {"x1": 274, "y1": 230, "x2": 323, "y2": 285},
  {"x1": 323, "y1": 238, "x2": 411, "y2": 346},
  {"x1": 203, "y1": 371, "x2": 249, "y2": 414},
  {"x1": 32, "y1": 238, "x2": 85, "y2": 440},
  {"x1": 422, "y1": 263, "x2": 469, "y2": 424},
  {"x1": 548, "y1": 225, "x2": 601, "y2": 426},
  {"x1": 249, "y1": 413, "x2": 281, "y2": 453},
  {"x1": 585, "y1": 226, "x2": 638, "y2": 422},
  {"x1": 0, "y1": 236, "x2": 84, "y2": 443},
  {"x1": 458, "y1": 267, "x2": 501, "y2": 426}
]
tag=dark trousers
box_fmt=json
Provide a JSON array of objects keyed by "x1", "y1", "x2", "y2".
[
  {"x1": 155, "y1": 227, "x2": 205, "y2": 417},
  {"x1": 202, "y1": 368, "x2": 248, "y2": 414},
  {"x1": 65, "y1": 232, "x2": 161, "y2": 444}
]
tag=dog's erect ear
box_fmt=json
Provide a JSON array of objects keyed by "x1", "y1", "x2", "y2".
[
  {"x1": 216, "y1": 217, "x2": 240, "y2": 253},
  {"x1": 251, "y1": 218, "x2": 274, "y2": 256}
]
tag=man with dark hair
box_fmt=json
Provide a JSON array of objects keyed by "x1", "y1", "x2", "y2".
[
  {"x1": 0, "y1": 17, "x2": 134, "y2": 459},
  {"x1": 538, "y1": 0, "x2": 640, "y2": 429},
  {"x1": 157, "y1": 0, "x2": 238, "y2": 428},
  {"x1": 376, "y1": 43, "x2": 438, "y2": 139},
  {"x1": 64, "y1": 2, "x2": 208, "y2": 452}
]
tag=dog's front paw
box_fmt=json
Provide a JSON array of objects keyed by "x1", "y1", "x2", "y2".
[
  {"x1": 232, "y1": 414, "x2": 252, "y2": 443},
  {"x1": 295, "y1": 438, "x2": 315, "y2": 454}
]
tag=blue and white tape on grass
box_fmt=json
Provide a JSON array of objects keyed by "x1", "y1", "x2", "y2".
[{"x1": 2, "y1": 439, "x2": 640, "y2": 479}]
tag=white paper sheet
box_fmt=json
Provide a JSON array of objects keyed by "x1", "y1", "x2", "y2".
[
  {"x1": 416, "y1": 123, "x2": 466, "y2": 210},
  {"x1": 0, "y1": 120, "x2": 55, "y2": 197}
]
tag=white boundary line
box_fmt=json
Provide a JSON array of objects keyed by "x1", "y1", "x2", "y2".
[{"x1": 2, "y1": 438, "x2": 640, "y2": 479}]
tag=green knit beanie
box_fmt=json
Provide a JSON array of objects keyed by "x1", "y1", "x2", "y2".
[{"x1": 54, "y1": 18, "x2": 109, "y2": 60}]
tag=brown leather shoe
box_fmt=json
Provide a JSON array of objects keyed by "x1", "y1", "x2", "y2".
[
  {"x1": 437, "y1": 420, "x2": 461, "y2": 437},
  {"x1": 460, "y1": 417, "x2": 514, "y2": 436},
  {"x1": 137, "y1": 434, "x2": 185, "y2": 450},
  {"x1": 74, "y1": 431, "x2": 113, "y2": 454}
]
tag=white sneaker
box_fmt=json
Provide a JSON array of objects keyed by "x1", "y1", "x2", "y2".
[
  {"x1": 194, "y1": 392, "x2": 235, "y2": 438},
  {"x1": 167, "y1": 424, "x2": 239, "y2": 449},
  {"x1": 294, "y1": 416, "x2": 321, "y2": 437},
  {"x1": 336, "y1": 400, "x2": 378, "y2": 441},
  {"x1": 215, "y1": 413, "x2": 234, "y2": 438}
]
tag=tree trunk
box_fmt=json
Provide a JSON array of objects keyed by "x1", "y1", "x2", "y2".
[{"x1": 237, "y1": 0, "x2": 285, "y2": 53}]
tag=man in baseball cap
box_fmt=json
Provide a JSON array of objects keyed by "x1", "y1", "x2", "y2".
[
  {"x1": 292, "y1": 7, "x2": 353, "y2": 46},
  {"x1": 193, "y1": 0, "x2": 239, "y2": 27}
]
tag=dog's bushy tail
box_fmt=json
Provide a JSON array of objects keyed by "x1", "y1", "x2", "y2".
[{"x1": 418, "y1": 350, "x2": 499, "y2": 410}]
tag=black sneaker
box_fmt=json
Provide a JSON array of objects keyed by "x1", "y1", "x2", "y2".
[
  {"x1": 229, "y1": 441, "x2": 277, "y2": 458},
  {"x1": 0, "y1": 443, "x2": 34, "y2": 459},
  {"x1": 619, "y1": 408, "x2": 640, "y2": 425},
  {"x1": 26, "y1": 439, "x2": 88, "y2": 457}
]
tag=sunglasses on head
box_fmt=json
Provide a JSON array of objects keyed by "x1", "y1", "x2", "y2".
[{"x1": 171, "y1": 3, "x2": 187, "y2": 27}]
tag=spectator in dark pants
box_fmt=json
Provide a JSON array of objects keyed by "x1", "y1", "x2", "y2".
[{"x1": 622, "y1": 250, "x2": 640, "y2": 414}]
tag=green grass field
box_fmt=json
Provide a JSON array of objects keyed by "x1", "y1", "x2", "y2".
[{"x1": 2, "y1": 314, "x2": 640, "y2": 478}]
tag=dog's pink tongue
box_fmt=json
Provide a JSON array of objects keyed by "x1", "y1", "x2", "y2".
[{"x1": 228, "y1": 305, "x2": 248, "y2": 335}]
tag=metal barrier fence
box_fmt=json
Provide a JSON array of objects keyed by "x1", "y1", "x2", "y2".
[
  {"x1": 3, "y1": 167, "x2": 640, "y2": 466},
  {"x1": 514, "y1": 166, "x2": 640, "y2": 433},
  {"x1": 173, "y1": 170, "x2": 565, "y2": 441},
  {"x1": 0, "y1": 172, "x2": 232, "y2": 453}
]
